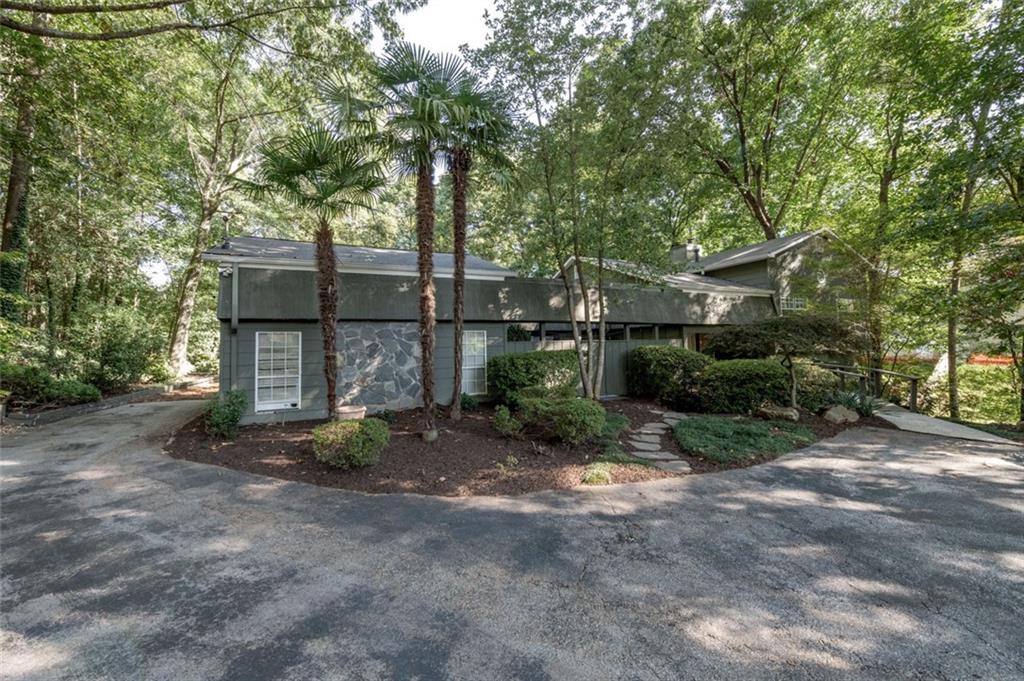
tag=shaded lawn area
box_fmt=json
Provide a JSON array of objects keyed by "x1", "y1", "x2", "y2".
[{"x1": 939, "y1": 417, "x2": 1024, "y2": 443}]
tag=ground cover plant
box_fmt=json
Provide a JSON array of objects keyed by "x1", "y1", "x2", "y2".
[{"x1": 673, "y1": 416, "x2": 816, "y2": 465}]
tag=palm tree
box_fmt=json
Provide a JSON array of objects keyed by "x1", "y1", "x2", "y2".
[
  {"x1": 372, "y1": 43, "x2": 469, "y2": 441},
  {"x1": 247, "y1": 125, "x2": 385, "y2": 419},
  {"x1": 442, "y1": 81, "x2": 512, "y2": 420}
]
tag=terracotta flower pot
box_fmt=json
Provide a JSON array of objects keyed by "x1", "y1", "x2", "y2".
[{"x1": 335, "y1": 404, "x2": 367, "y2": 421}]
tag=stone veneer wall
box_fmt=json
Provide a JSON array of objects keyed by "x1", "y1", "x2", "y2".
[{"x1": 337, "y1": 322, "x2": 422, "y2": 413}]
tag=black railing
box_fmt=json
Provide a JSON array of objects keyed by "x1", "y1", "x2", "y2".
[{"x1": 814, "y1": 362, "x2": 920, "y2": 412}]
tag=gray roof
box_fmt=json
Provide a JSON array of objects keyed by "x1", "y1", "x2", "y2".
[
  {"x1": 583, "y1": 257, "x2": 774, "y2": 296},
  {"x1": 690, "y1": 231, "x2": 821, "y2": 272},
  {"x1": 203, "y1": 236, "x2": 515, "y2": 278}
]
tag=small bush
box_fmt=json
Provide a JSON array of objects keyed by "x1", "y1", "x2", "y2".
[
  {"x1": 0, "y1": 362, "x2": 54, "y2": 406},
  {"x1": 673, "y1": 416, "x2": 816, "y2": 464},
  {"x1": 796, "y1": 363, "x2": 839, "y2": 413},
  {"x1": 699, "y1": 359, "x2": 789, "y2": 414},
  {"x1": 312, "y1": 417, "x2": 390, "y2": 469},
  {"x1": 519, "y1": 396, "x2": 606, "y2": 446},
  {"x1": 601, "y1": 412, "x2": 629, "y2": 439},
  {"x1": 514, "y1": 383, "x2": 577, "y2": 402},
  {"x1": 487, "y1": 350, "x2": 579, "y2": 405},
  {"x1": 627, "y1": 345, "x2": 712, "y2": 409},
  {"x1": 46, "y1": 379, "x2": 102, "y2": 405},
  {"x1": 492, "y1": 405, "x2": 523, "y2": 437},
  {"x1": 205, "y1": 390, "x2": 247, "y2": 439},
  {"x1": 832, "y1": 390, "x2": 876, "y2": 416},
  {"x1": 581, "y1": 461, "x2": 614, "y2": 485},
  {"x1": 460, "y1": 392, "x2": 480, "y2": 411}
]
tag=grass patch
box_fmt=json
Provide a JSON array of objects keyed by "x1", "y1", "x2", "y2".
[
  {"x1": 601, "y1": 412, "x2": 629, "y2": 438},
  {"x1": 940, "y1": 418, "x2": 1023, "y2": 443},
  {"x1": 581, "y1": 461, "x2": 615, "y2": 485},
  {"x1": 672, "y1": 416, "x2": 816, "y2": 464}
]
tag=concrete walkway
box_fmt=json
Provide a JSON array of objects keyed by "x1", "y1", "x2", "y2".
[
  {"x1": 2, "y1": 402, "x2": 1023, "y2": 680},
  {"x1": 876, "y1": 403, "x2": 1020, "y2": 446}
]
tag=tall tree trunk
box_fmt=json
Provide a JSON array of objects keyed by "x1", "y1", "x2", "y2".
[
  {"x1": 448, "y1": 147, "x2": 471, "y2": 420},
  {"x1": 168, "y1": 208, "x2": 215, "y2": 377},
  {"x1": 314, "y1": 218, "x2": 339, "y2": 420},
  {"x1": 1, "y1": 64, "x2": 36, "y2": 255},
  {"x1": 947, "y1": 249, "x2": 961, "y2": 419},
  {"x1": 0, "y1": 188, "x2": 29, "y2": 322},
  {"x1": 416, "y1": 160, "x2": 438, "y2": 441}
]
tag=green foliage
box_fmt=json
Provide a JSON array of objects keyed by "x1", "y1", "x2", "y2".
[
  {"x1": 518, "y1": 396, "x2": 606, "y2": 446},
  {"x1": 699, "y1": 359, "x2": 789, "y2": 414},
  {"x1": 376, "y1": 409, "x2": 398, "y2": 425},
  {"x1": 601, "y1": 412, "x2": 629, "y2": 439},
  {"x1": 71, "y1": 306, "x2": 164, "y2": 393},
  {"x1": 487, "y1": 350, "x2": 579, "y2": 405},
  {"x1": 581, "y1": 461, "x2": 614, "y2": 485},
  {"x1": 705, "y1": 315, "x2": 861, "y2": 361},
  {"x1": 46, "y1": 379, "x2": 102, "y2": 405},
  {"x1": 460, "y1": 392, "x2": 480, "y2": 411},
  {"x1": 312, "y1": 418, "x2": 390, "y2": 469},
  {"x1": 931, "y1": 365, "x2": 1018, "y2": 424},
  {"x1": 506, "y1": 324, "x2": 533, "y2": 341},
  {"x1": 627, "y1": 345, "x2": 712, "y2": 409},
  {"x1": 673, "y1": 416, "x2": 816, "y2": 464},
  {"x1": 492, "y1": 404, "x2": 523, "y2": 438},
  {"x1": 832, "y1": 391, "x2": 876, "y2": 417},
  {"x1": 796, "y1": 363, "x2": 840, "y2": 413},
  {"x1": 205, "y1": 390, "x2": 247, "y2": 439},
  {"x1": 0, "y1": 190, "x2": 29, "y2": 322}
]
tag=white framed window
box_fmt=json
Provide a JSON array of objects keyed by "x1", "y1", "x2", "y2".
[
  {"x1": 255, "y1": 331, "x2": 302, "y2": 412},
  {"x1": 780, "y1": 297, "x2": 807, "y2": 312},
  {"x1": 462, "y1": 330, "x2": 488, "y2": 395}
]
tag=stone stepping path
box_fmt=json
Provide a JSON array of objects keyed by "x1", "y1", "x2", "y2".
[{"x1": 623, "y1": 408, "x2": 692, "y2": 474}]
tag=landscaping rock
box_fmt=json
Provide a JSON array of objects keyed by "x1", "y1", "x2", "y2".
[
  {"x1": 823, "y1": 405, "x2": 860, "y2": 424},
  {"x1": 757, "y1": 405, "x2": 800, "y2": 422},
  {"x1": 663, "y1": 411, "x2": 686, "y2": 419},
  {"x1": 630, "y1": 450, "x2": 679, "y2": 461},
  {"x1": 629, "y1": 440, "x2": 663, "y2": 451},
  {"x1": 642, "y1": 422, "x2": 670, "y2": 430},
  {"x1": 631, "y1": 433, "x2": 662, "y2": 443},
  {"x1": 653, "y1": 460, "x2": 692, "y2": 473}
]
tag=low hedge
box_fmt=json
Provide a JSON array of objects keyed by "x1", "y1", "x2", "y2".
[
  {"x1": 795, "y1": 363, "x2": 839, "y2": 413},
  {"x1": 627, "y1": 345, "x2": 712, "y2": 409},
  {"x1": 699, "y1": 359, "x2": 789, "y2": 414},
  {"x1": 488, "y1": 349, "x2": 579, "y2": 405},
  {"x1": 312, "y1": 417, "x2": 390, "y2": 469},
  {"x1": 0, "y1": 361, "x2": 102, "y2": 408},
  {"x1": 518, "y1": 396, "x2": 606, "y2": 446}
]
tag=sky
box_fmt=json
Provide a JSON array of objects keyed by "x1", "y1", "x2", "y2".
[{"x1": 371, "y1": 0, "x2": 496, "y2": 56}]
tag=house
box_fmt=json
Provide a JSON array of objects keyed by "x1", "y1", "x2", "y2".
[{"x1": 204, "y1": 235, "x2": 784, "y2": 424}]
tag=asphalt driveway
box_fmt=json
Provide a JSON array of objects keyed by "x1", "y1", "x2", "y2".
[{"x1": 2, "y1": 401, "x2": 1022, "y2": 680}]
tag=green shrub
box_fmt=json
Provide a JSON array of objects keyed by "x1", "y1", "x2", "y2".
[
  {"x1": 519, "y1": 396, "x2": 606, "y2": 446},
  {"x1": 46, "y1": 379, "x2": 102, "y2": 405},
  {"x1": 796, "y1": 363, "x2": 839, "y2": 413},
  {"x1": 514, "y1": 383, "x2": 577, "y2": 401},
  {"x1": 673, "y1": 416, "x2": 816, "y2": 464},
  {"x1": 627, "y1": 345, "x2": 712, "y2": 409},
  {"x1": 487, "y1": 350, "x2": 579, "y2": 405},
  {"x1": 581, "y1": 461, "x2": 614, "y2": 485},
  {"x1": 312, "y1": 417, "x2": 390, "y2": 469},
  {"x1": 699, "y1": 359, "x2": 789, "y2": 414},
  {"x1": 71, "y1": 306, "x2": 163, "y2": 393},
  {"x1": 928, "y1": 364, "x2": 1018, "y2": 424},
  {"x1": 460, "y1": 392, "x2": 480, "y2": 411},
  {"x1": 492, "y1": 405, "x2": 523, "y2": 437},
  {"x1": 601, "y1": 412, "x2": 629, "y2": 438},
  {"x1": 205, "y1": 390, "x2": 247, "y2": 439},
  {"x1": 0, "y1": 362, "x2": 54, "y2": 406},
  {"x1": 832, "y1": 390, "x2": 876, "y2": 416}
]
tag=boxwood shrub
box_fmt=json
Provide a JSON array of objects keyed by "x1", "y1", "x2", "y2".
[
  {"x1": 487, "y1": 349, "x2": 579, "y2": 405},
  {"x1": 312, "y1": 417, "x2": 390, "y2": 469},
  {"x1": 627, "y1": 345, "x2": 712, "y2": 409},
  {"x1": 699, "y1": 359, "x2": 788, "y2": 414},
  {"x1": 795, "y1": 363, "x2": 839, "y2": 413},
  {"x1": 518, "y1": 396, "x2": 606, "y2": 446}
]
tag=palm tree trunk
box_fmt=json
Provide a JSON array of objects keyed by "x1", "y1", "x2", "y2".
[
  {"x1": 416, "y1": 160, "x2": 438, "y2": 440},
  {"x1": 315, "y1": 218, "x2": 339, "y2": 420},
  {"x1": 449, "y1": 147, "x2": 471, "y2": 420}
]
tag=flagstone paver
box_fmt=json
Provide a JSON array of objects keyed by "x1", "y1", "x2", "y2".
[
  {"x1": 632, "y1": 434, "x2": 662, "y2": 443},
  {"x1": 629, "y1": 450, "x2": 679, "y2": 462},
  {"x1": 653, "y1": 460, "x2": 692, "y2": 473},
  {"x1": 629, "y1": 440, "x2": 663, "y2": 451}
]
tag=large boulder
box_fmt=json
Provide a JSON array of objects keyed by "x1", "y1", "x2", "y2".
[
  {"x1": 823, "y1": 405, "x2": 859, "y2": 424},
  {"x1": 757, "y1": 404, "x2": 800, "y2": 422}
]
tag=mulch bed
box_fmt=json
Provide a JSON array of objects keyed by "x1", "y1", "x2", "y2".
[
  {"x1": 165, "y1": 402, "x2": 673, "y2": 497},
  {"x1": 165, "y1": 398, "x2": 897, "y2": 496}
]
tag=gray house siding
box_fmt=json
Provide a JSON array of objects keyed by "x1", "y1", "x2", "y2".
[{"x1": 216, "y1": 266, "x2": 776, "y2": 424}]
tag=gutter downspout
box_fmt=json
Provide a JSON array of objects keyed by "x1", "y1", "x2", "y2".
[{"x1": 230, "y1": 263, "x2": 239, "y2": 391}]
